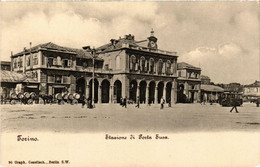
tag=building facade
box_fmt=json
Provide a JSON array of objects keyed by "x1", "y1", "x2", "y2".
[
  {"x1": 201, "y1": 75, "x2": 211, "y2": 85},
  {"x1": 1, "y1": 61, "x2": 11, "y2": 71},
  {"x1": 10, "y1": 31, "x2": 201, "y2": 104},
  {"x1": 243, "y1": 80, "x2": 260, "y2": 100},
  {"x1": 177, "y1": 62, "x2": 201, "y2": 103}
]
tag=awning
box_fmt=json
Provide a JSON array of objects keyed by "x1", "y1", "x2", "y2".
[
  {"x1": 0, "y1": 70, "x2": 26, "y2": 83},
  {"x1": 201, "y1": 84, "x2": 224, "y2": 92}
]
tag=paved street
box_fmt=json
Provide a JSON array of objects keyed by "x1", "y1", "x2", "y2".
[{"x1": 1, "y1": 102, "x2": 260, "y2": 133}]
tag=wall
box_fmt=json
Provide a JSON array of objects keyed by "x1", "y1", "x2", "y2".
[{"x1": 99, "y1": 50, "x2": 126, "y2": 73}]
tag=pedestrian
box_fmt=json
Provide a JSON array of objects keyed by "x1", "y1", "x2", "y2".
[
  {"x1": 203, "y1": 94, "x2": 206, "y2": 105},
  {"x1": 120, "y1": 97, "x2": 123, "y2": 106},
  {"x1": 160, "y1": 97, "x2": 164, "y2": 109},
  {"x1": 168, "y1": 97, "x2": 171, "y2": 107},
  {"x1": 256, "y1": 98, "x2": 260, "y2": 107},
  {"x1": 123, "y1": 97, "x2": 127, "y2": 108},
  {"x1": 230, "y1": 98, "x2": 239, "y2": 113},
  {"x1": 87, "y1": 98, "x2": 92, "y2": 109},
  {"x1": 135, "y1": 96, "x2": 140, "y2": 108},
  {"x1": 81, "y1": 95, "x2": 86, "y2": 108},
  {"x1": 148, "y1": 98, "x2": 151, "y2": 106}
]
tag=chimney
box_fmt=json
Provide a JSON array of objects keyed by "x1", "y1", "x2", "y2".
[
  {"x1": 10, "y1": 51, "x2": 13, "y2": 71},
  {"x1": 82, "y1": 46, "x2": 91, "y2": 51}
]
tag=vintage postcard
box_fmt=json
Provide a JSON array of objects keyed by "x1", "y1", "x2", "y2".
[{"x1": 0, "y1": 1, "x2": 259, "y2": 167}]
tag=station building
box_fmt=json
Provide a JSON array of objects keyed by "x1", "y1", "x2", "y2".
[{"x1": 10, "y1": 31, "x2": 201, "y2": 104}]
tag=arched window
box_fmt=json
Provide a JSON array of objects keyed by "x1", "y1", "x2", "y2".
[
  {"x1": 140, "y1": 56, "x2": 145, "y2": 72},
  {"x1": 130, "y1": 55, "x2": 136, "y2": 71},
  {"x1": 57, "y1": 56, "x2": 61, "y2": 66},
  {"x1": 158, "y1": 59, "x2": 163, "y2": 74},
  {"x1": 166, "y1": 60, "x2": 171, "y2": 75},
  {"x1": 149, "y1": 58, "x2": 155, "y2": 73},
  {"x1": 115, "y1": 55, "x2": 120, "y2": 69}
]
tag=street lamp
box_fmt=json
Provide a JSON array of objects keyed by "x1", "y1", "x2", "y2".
[{"x1": 82, "y1": 46, "x2": 96, "y2": 108}]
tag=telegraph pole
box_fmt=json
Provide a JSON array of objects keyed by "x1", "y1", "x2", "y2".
[
  {"x1": 83, "y1": 46, "x2": 96, "y2": 108},
  {"x1": 92, "y1": 47, "x2": 96, "y2": 108}
]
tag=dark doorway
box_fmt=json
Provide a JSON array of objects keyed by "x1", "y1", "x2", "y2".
[
  {"x1": 101, "y1": 80, "x2": 110, "y2": 103},
  {"x1": 139, "y1": 81, "x2": 147, "y2": 103},
  {"x1": 114, "y1": 80, "x2": 122, "y2": 103},
  {"x1": 177, "y1": 84, "x2": 186, "y2": 103},
  {"x1": 129, "y1": 80, "x2": 137, "y2": 102},
  {"x1": 166, "y1": 82, "x2": 172, "y2": 103},
  {"x1": 54, "y1": 88, "x2": 63, "y2": 94},
  {"x1": 149, "y1": 81, "x2": 155, "y2": 104},
  {"x1": 76, "y1": 78, "x2": 85, "y2": 98},
  {"x1": 157, "y1": 81, "x2": 164, "y2": 103}
]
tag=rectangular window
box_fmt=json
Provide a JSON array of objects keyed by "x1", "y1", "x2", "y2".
[
  {"x1": 62, "y1": 76, "x2": 70, "y2": 84},
  {"x1": 18, "y1": 58, "x2": 23, "y2": 67},
  {"x1": 48, "y1": 75, "x2": 55, "y2": 83},
  {"x1": 14, "y1": 59, "x2": 17, "y2": 68},
  {"x1": 41, "y1": 53, "x2": 45, "y2": 65},
  {"x1": 83, "y1": 62, "x2": 87, "y2": 68},
  {"x1": 33, "y1": 55, "x2": 38, "y2": 65},
  {"x1": 63, "y1": 59, "x2": 69, "y2": 67},
  {"x1": 27, "y1": 56, "x2": 30, "y2": 66},
  {"x1": 53, "y1": 58, "x2": 57, "y2": 66},
  {"x1": 55, "y1": 75, "x2": 62, "y2": 83},
  {"x1": 178, "y1": 71, "x2": 181, "y2": 77},
  {"x1": 104, "y1": 64, "x2": 109, "y2": 70},
  {"x1": 47, "y1": 58, "x2": 53, "y2": 67}
]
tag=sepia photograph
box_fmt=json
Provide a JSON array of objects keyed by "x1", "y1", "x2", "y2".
[{"x1": 0, "y1": 1, "x2": 260, "y2": 167}]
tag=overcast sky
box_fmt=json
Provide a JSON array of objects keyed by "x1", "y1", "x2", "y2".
[{"x1": 1, "y1": 2, "x2": 259, "y2": 84}]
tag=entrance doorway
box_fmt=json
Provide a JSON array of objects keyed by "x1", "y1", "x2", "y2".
[
  {"x1": 101, "y1": 79, "x2": 110, "y2": 103},
  {"x1": 114, "y1": 80, "x2": 122, "y2": 103},
  {"x1": 149, "y1": 81, "x2": 155, "y2": 104},
  {"x1": 139, "y1": 81, "x2": 147, "y2": 103},
  {"x1": 157, "y1": 81, "x2": 164, "y2": 103},
  {"x1": 76, "y1": 78, "x2": 85, "y2": 98},
  {"x1": 166, "y1": 82, "x2": 172, "y2": 103},
  {"x1": 129, "y1": 80, "x2": 137, "y2": 102}
]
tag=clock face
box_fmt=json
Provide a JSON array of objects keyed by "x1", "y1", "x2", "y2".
[{"x1": 150, "y1": 41, "x2": 156, "y2": 48}]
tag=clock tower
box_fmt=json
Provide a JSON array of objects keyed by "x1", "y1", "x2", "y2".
[{"x1": 147, "y1": 29, "x2": 158, "y2": 49}]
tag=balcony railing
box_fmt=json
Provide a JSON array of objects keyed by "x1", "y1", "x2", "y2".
[{"x1": 122, "y1": 44, "x2": 177, "y2": 56}]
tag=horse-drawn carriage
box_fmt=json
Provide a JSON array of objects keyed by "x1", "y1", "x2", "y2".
[{"x1": 219, "y1": 92, "x2": 243, "y2": 107}]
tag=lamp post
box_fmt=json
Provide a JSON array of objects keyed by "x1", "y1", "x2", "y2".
[{"x1": 82, "y1": 46, "x2": 96, "y2": 108}]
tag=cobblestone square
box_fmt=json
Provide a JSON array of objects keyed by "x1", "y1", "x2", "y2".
[{"x1": 1, "y1": 103, "x2": 259, "y2": 133}]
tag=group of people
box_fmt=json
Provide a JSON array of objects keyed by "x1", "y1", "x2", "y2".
[
  {"x1": 120, "y1": 97, "x2": 127, "y2": 108},
  {"x1": 120, "y1": 96, "x2": 167, "y2": 110},
  {"x1": 81, "y1": 95, "x2": 94, "y2": 109}
]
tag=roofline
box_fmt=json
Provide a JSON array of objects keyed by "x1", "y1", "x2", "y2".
[
  {"x1": 178, "y1": 67, "x2": 201, "y2": 71},
  {"x1": 12, "y1": 48, "x2": 77, "y2": 58},
  {"x1": 98, "y1": 47, "x2": 178, "y2": 58}
]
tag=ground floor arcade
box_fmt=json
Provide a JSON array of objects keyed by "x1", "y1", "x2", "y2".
[{"x1": 75, "y1": 74, "x2": 178, "y2": 104}]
